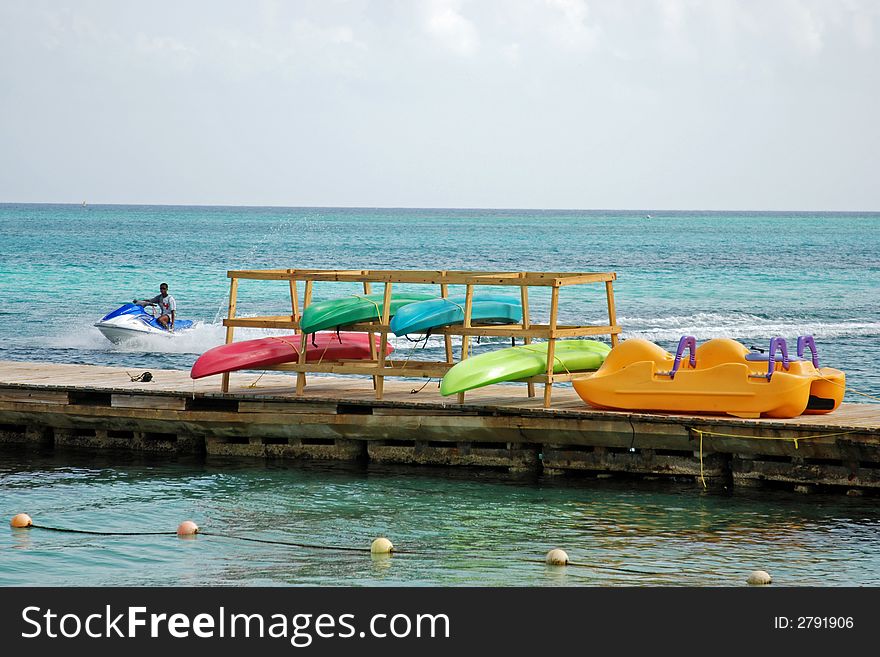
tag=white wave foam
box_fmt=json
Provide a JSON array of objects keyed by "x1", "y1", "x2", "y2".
[
  {"x1": 619, "y1": 313, "x2": 880, "y2": 342},
  {"x1": 32, "y1": 310, "x2": 880, "y2": 357},
  {"x1": 43, "y1": 320, "x2": 291, "y2": 355}
]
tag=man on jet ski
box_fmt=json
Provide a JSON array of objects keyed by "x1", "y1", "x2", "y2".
[{"x1": 133, "y1": 282, "x2": 176, "y2": 331}]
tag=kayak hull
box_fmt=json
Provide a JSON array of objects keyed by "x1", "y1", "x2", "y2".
[
  {"x1": 191, "y1": 332, "x2": 392, "y2": 379},
  {"x1": 300, "y1": 293, "x2": 436, "y2": 334},
  {"x1": 390, "y1": 295, "x2": 522, "y2": 336},
  {"x1": 440, "y1": 340, "x2": 611, "y2": 396}
]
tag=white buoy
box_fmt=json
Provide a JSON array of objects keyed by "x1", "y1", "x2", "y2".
[
  {"x1": 747, "y1": 570, "x2": 772, "y2": 585},
  {"x1": 371, "y1": 537, "x2": 394, "y2": 554},
  {"x1": 545, "y1": 548, "x2": 569, "y2": 566},
  {"x1": 10, "y1": 513, "x2": 33, "y2": 528},
  {"x1": 177, "y1": 520, "x2": 199, "y2": 536}
]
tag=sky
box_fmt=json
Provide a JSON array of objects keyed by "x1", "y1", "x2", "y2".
[{"x1": 0, "y1": 0, "x2": 878, "y2": 210}]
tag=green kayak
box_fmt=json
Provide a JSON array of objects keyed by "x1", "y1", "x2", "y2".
[
  {"x1": 440, "y1": 339, "x2": 611, "y2": 396},
  {"x1": 300, "y1": 292, "x2": 436, "y2": 334}
]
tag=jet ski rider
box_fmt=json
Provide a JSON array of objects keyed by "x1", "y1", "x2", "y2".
[{"x1": 133, "y1": 283, "x2": 176, "y2": 331}]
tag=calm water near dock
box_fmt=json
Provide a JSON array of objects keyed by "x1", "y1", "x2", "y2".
[
  {"x1": 3, "y1": 448, "x2": 880, "y2": 587},
  {"x1": 1, "y1": 204, "x2": 879, "y2": 586}
]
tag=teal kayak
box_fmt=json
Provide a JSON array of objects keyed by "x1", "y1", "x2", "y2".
[
  {"x1": 440, "y1": 340, "x2": 611, "y2": 396},
  {"x1": 300, "y1": 292, "x2": 435, "y2": 334},
  {"x1": 389, "y1": 295, "x2": 522, "y2": 336}
]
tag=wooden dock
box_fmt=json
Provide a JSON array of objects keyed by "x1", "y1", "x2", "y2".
[{"x1": 2, "y1": 360, "x2": 880, "y2": 492}]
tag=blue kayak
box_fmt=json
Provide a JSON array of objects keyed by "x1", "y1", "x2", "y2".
[{"x1": 390, "y1": 295, "x2": 523, "y2": 336}]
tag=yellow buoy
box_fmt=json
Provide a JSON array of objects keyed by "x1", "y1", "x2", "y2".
[
  {"x1": 10, "y1": 513, "x2": 33, "y2": 528},
  {"x1": 747, "y1": 570, "x2": 772, "y2": 585},
  {"x1": 545, "y1": 548, "x2": 569, "y2": 566},
  {"x1": 177, "y1": 520, "x2": 199, "y2": 536},
  {"x1": 371, "y1": 537, "x2": 394, "y2": 554}
]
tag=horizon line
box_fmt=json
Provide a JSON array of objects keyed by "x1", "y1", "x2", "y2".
[{"x1": 1, "y1": 201, "x2": 879, "y2": 214}]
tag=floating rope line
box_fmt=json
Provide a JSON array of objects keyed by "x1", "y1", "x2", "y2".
[
  {"x1": 200, "y1": 532, "x2": 400, "y2": 554},
  {"x1": 688, "y1": 427, "x2": 861, "y2": 489},
  {"x1": 25, "y1": 524, "x2": 410, "y2": 552},
  {"x1": 22, "y1": 524, "x2": 675, "y2": 577},
  {"x1": 29, "y1": 526, "x2": 660, "y2": 574},
  {"x1": 203, "y1": 532, "x2": 429, "y2": 555},
  {"x1": 31, "y1": 524, "x2": 175, "y2": 536},
  {"x1": 521, "y1": 558, "x2": 667, "y2": 576}
]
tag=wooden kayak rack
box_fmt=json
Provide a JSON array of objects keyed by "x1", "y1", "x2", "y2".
[{"x1": 219, "y1": 269, "x2": 620, "y2": 407}]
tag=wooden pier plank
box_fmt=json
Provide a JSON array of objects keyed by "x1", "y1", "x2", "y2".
[
  {"x1": 1, "y1": 360, "x2": 877, "y2": 432},
  {"x1": 111, "y1": 394, "x2": 188, "y2": 411},
  {"x1": 3, "y1": 360, "x2": 880, "y2": 490},
  {"x1": 0, "y1": 389, "x2": 70, "y2": 404}
]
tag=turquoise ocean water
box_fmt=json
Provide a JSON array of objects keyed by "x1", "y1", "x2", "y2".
[{"x1": 1, "y1": 204, "x2": 879, "y2": 585}]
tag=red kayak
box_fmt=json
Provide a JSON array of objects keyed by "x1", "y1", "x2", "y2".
[{"x1": 191, "y1": 332, "x2": 392, "y2": 379}]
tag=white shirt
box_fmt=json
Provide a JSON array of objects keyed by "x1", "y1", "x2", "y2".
[{"x1": 150, "y1": 294, "x2": 176, "y2": 317}]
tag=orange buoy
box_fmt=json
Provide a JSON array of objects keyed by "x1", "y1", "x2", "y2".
[
  {"x1": 10, "y1": 513, "x2": 33, "y2": 528},
  {"x1": 177, "y1": 520, "x2": 199, "y2": 536}
]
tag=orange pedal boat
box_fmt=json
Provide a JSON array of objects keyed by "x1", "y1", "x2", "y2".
[{"x1": 573, "y1": 335, "x2": 845, "y2": 419}]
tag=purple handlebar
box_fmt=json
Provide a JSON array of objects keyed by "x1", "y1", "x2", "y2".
[
  {"x1": 669, "y1": 336, "x2": 697, "y2": 379},
  {"x1": 766, "y1": 337, "x2": 789, "y2": 380},
  {"x1": 797, "y1": 335, "x2": 820, "y2": 368}
]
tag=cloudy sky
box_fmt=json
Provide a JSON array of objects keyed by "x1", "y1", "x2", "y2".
[{"x1": 1, "y1": 0, "x2": 878, "y2": 209}]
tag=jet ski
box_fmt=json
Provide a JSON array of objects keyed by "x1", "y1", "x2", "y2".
[{"x1": 94, "y1": 303, "x2": 194, "y2": 344}]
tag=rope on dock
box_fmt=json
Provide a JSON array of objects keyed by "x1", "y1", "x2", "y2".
[
  {"x1": 813, "y1": 373, "x2": 880, "y2": 404},
  {"x1": 688, "y1": 427, "x2": 862, "y2": 489},
  {"x1": 842, "y1": 388, "x2": 880, "y2": 403},
  {"x1": 410, "y1": 378, "x2": 437, "y2": 394}
]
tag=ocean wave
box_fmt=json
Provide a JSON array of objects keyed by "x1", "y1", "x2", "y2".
[
  {"x1": 41, "y1": 321, "x2": 480, "y2": 356},
  {"x1": 26, "y1": 309, "x2": 880, "y2": 357},
  {"x1": 619, "y1": 312, "x2": 880, "y2": 341}
]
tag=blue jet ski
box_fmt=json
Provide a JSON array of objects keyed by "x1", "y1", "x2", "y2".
[
  {"x1": 94, "y1": 303, "x2": 194, "y2": 344},
  {"x1": 390, "y1": 295, "x2": 523, "y2": 336}
]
